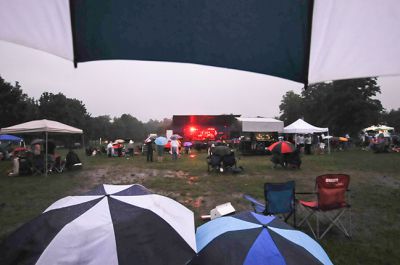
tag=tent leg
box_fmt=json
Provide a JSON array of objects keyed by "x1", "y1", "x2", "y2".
[
  {"x1": 327, "y1": 131, "x2": 331, "y2": 154},
  {"x1": 45, "y1": 131, "x2": 48, "y2": 176}
]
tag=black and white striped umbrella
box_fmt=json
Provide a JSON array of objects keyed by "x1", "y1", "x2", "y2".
[{"x1": 0, "y1": 184, "x2": 196, "y2": 265}]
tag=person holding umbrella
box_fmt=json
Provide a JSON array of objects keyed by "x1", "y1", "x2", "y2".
[
  {"x1": 145, "y1": 137, "x2": 155, "y2": 162},
  {"x1": 155, "y1": 136, "x2": 168, "y2": 162},
  {"x1": 170, "y1": 135, "x2": 180, "y2": 160}
]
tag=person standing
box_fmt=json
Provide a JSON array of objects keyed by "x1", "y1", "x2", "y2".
[
  {"x1": 146, "y1": 139, "x2": 154, "y2": 162},
  {"x1": 127, "y1": 140, "x2": 135, "y2": 157},
  {"x1": 296, "y1": 134, "x2": 305, "y2": 153},
  {"x1": 305, "y1": 134, "x2": 312, "y2": 155},
  {"x1": 107, "y1": 141, "x2": 113, "y2": 157},
  {"x1": 170, "y1": 139, "x2": 180, "y2": 160},
  {"x1": 157, "y1": 144, "x2": 164, "y2": 162}
]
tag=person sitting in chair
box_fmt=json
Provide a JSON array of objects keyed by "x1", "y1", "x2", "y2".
[{"x1": 65, "y1": 149, "x2": 82, "y2": 170}]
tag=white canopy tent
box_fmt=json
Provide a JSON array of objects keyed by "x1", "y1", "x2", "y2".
[
  {"x1": 237, "y1": 117, "x2": 284, "y2": 133},
  {"x1": 284, "y1": 119, "x2": 330, "y2": 153},
  {"x1": 363, "y1": 125, "x2": 394, "y2": 132},
  {"x1": 284, "y1": 119, "x2": 328, "y2": 134},
  {"x1": 0, "y1": 119, "x2": 83, "y2": 175}
]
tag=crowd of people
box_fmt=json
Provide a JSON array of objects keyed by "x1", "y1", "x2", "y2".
[
  {"x1": 359, "y1": 131, "x2": 400, "y2": 153},
  {"x1": 5, "y1": 142, "x2": 81, "y2": 177}
]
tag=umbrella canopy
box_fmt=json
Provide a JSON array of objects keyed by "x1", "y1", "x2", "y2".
[
  {"x1": 155, "y1": 136, "x2": 168, "y2": 146},
  {"x1": 30, "y1": 138, "x2": 46, "y2": 145},
  {"x1": 0, "y1": 134, "x2": 23, "y2": 142},
  {"x1": 267, "y1": 141, "x2": 295, "y2": 154},
  {"x1": 213, "y1": 145, "x2": 232, "y2": 156},
  {"x1": 190, "y1": 211, "x2": 333, "y2": 265},
  {"x1": 0, "y1": 184, "x2": 196, "y2": 265},
  {"x1": 184, "y1": 142, "x2": 193, "y2": 147},
  {"x1": 1, "y1": 1, "x2": 399, "y2": 85},
  {"x1": 170, "y1": 134, "x2": 183, "y2": 140}
]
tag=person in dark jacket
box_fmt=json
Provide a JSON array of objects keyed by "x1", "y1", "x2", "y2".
[
  {"x1": 65, "y1": 149, "x2": 82, "y2": 170},
  {"x1": 146, "y1": 140, "x2": 154, "y2": 162}
]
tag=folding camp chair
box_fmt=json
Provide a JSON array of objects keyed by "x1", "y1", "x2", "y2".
[
  {"x1": 52, "y1": 156, "x2": 65, "y2": 173},
  {"x1": 297, "y1": 174, "x2": 351, "y2": 239},
  {"x1": 244, "y1": 181, "x2": 296, "y2": 226}
]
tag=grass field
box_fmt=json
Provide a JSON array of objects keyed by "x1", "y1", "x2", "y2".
[{"x1": 1, "y1": 149, "x2": 399, "y2": 264}]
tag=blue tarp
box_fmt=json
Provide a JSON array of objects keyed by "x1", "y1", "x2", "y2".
[{"x1": 0, "y1": 134, "x2": 23, "y2": 142}]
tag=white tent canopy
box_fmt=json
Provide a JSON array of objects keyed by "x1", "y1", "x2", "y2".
[
  {"x1": 237, "y1": 117, "x2": 284, "y2": 133},
  {"x1": 1, "y1": 119, "x2": 83, "y2": 176},
  {"x1": 363, "y1": 125, "x2": 394, "y2": 132},
  {"x1": 0, "y1": 119, "x2": 83, "y2": 134},
  {"x1": 284, "y1": 119, "x2": 328, "y2": 134}
]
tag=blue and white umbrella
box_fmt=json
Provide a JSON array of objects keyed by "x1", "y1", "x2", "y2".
[
  {"x1": 190, "y1": 211, "x2": 333, "y2": 265},
  {"x1": 0, "y1": 184, "x2": 196, "y2": 265},
  {"x1": 155, "y1": 136, "x2": 168, "y2": 146}
]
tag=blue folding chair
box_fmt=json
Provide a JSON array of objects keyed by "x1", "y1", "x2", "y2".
[{"x1": 244, "y1": 181, "x2": 296, "y2": 226}]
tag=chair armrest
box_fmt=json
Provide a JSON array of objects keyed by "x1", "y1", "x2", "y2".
[{"x1": 243, "y1": 194, "x2": 265, "y2": 213}]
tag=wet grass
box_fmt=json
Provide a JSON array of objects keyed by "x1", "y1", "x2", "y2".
[{"x1": 1, "y1": 149, "x2": 399, "y2": 264}]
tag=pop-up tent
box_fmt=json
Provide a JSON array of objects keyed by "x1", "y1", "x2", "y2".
[
  {"x1": 283, "y1": 119, "x2": 328, "y2": 134},
  {"x1": 363, "y1": 125, "x2": 394, "y2": 132},
  {"x1": 0, "y1": 119, "x2": 83, "y2": 175},
  {"x1": 1, "y1": 1, "x2": 399, "y2": 85},
  {"x1": 284, "y1": 119, "x2": 330, "y2": 153}
]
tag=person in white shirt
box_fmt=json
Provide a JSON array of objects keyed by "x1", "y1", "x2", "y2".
[
  {"x1": 170, "y1": 140, "x2": 180, "y2": 160},
  {"x1": 107, "y1": 141, "x2": 113, "y2": 157},
  {"x1": 304, "y1": 134, "x2": 312, "y2": 154}
]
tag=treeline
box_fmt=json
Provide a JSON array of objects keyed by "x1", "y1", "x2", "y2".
[
  {"x1": 0, "y1": 76, "x2": 171, "y2": 142},
  {"x1": 279, "y1": 78, "x2": 400, "y2": 136}
]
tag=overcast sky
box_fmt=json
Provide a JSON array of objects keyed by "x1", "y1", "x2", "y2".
[{"x1": 1, "y1": 41, "x2": 399, "y2": 122}]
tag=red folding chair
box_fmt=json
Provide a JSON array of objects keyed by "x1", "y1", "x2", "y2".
[{"x1": 298, "y1": 174, "x2": 351, "y2": 239}]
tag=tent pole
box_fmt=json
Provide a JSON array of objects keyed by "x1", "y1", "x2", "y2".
[
  {"x1": 82, "y1": 134, "x2": 85, "y2": 151},
  {"x1": 327, "y1": 131, "x2": 331, "y2": 154},
  {"x1": 45, "y1": 131, "x2": 48, "y2": 176}
]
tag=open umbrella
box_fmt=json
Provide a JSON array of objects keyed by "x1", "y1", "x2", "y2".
[
  {"x1": 267, "y1": 141, "x2": 295, "y2": 154},
  {"x1": 213, "y1": 145, "x2": 232, "y2": 156},
  {"x1": 184, "y1": 142, "x2": 193, "y2": 147},
  {"x1": 170, "y1": 134, "x2": 183, "y2": 140},
  {"x1": 190, "y1": 211, "x2": 333, "y2": 265},
  {"x1": 1, "y1": 2, "x2": 399, "y2": 85},
  {"x1": 155, "y1": 136, "x2": 168, "y2": 146},
  {"x1": 0, "y1": 184, "x2": 196, "y2": 265},
  {"x1": 144, "y1": 134, "x2": 157, "y2": 143},
  {"x1": 30, "y1": 138, "x2": 45, "y2": 145}
]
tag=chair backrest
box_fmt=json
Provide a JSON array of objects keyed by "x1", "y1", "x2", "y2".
[
  {"x1": 264, "y1": 181, "x2": 295, "y2": 214},
  {"x1": 316, "y1": 174, "x2": 350, "y2": 210},
  {"x1": 209, "y1": 154, "x2": 221, "y2": 167},
  {"x1": 222, "y1": 153, "x2": 235, "y2": 167}
]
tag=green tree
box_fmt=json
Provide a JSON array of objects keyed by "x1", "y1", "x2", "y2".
[
  {"x1": 111, "y1": 114, "x2": 146, "y2": 141},
  {"x1": 85, "y1": 115, "x2": 113, "y2": 141},
  {"x1": 279, "y1": 90, "x2": 304, "y2": 125},
  {"x1": 302, "y1": 78, "x2": 382, "y2": 136},
  {"x1": 381, "y1": 108, "x2": 400, "y2": 132},
  {"x1": 0, "y1": 76, "x2": 38, "y2": 126},
  {"x1": 38, "y1": 92, "x2": 90, "y2": 129}
]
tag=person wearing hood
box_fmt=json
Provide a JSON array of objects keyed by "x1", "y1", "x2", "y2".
[{"x1": 127, "y1": 140, "x2": 134, "y2": 157}]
